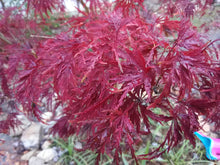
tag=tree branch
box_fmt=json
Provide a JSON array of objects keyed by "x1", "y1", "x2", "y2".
[
  {"x1": 78, "y1": 0, "x2": 89, "y2": 14},
  {"x1": 0, "y1": 0, "x2": 5, "y2": 10}
]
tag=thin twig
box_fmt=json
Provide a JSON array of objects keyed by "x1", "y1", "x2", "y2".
[
  {"x1": 0, "y1": 32, "x2": 12, "y2": 44},
  {"x1": 30, "y1": 34, "x2": 55, "y2": 39}
]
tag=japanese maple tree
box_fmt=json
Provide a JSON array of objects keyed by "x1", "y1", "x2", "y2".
[{"x1": 0, "y1": 0, "x2": 219, "y2": 164}]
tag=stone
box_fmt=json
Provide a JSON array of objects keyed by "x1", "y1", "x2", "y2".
[
  {"x1": 29, "y1": 156, "x2": 45, "y2": 165},
  {"x1": 37, "y1": 148, "x2": 58, "y2": 162},
  {"x1": 40, "y1": 103, "x2": 63, "y2": 133},
  {"x1": 40, "y1": 111, "x2": 55, "y2": 133},
  {"x1": 41, "y1": 140, "x2": 52, "y2": 150},
  {"x1": 0, "y1": 134, "x2": 15, "y2": 153},
  {"x1": 10, "y1": 115, "x2": 31, "y2": 137},
  {"x1": 21, "y1": 150, "x2": 37, "y2": 161},
  {"x1": 42, "y1": 112, "x2": 53, "y2": 123},
  {"x1": 21, "y1": 123, "x2": 43, "y2": 149},
  {"x1": 14, "y1": 140, "x2": 25, "y2": 154},
  {"x1": 74, "y1": 141, "x2": 82, "y2": 149}
]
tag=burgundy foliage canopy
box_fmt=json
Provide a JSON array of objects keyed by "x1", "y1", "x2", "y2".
[{"x1": 0, "y1": 0, "x2": 219, "y2": 164}]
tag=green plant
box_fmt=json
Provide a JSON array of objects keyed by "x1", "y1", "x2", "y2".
[
  {"x1": 52, "y1": 136, "x2": 113, "y2": 165},
  {"x1": 51, "y1": 125, "x2": 215, "y2": 165},
  {"x1": 163, "y1": 140, "x2": 212, "y2": 165},
  {"x1": 135, "y1": 109, "x2": 214, "y2": 165},
  {"x1": 52, "y1": 136, "x2": 96, "y2": 165}
]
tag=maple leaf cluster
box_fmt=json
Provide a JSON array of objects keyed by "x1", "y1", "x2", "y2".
[{"x1": 0, "y1": 0, "x2": 219, "y2": 164}]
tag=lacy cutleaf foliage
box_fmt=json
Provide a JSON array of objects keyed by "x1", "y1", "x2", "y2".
[
  {"x1": 0, "y1": 0, "x2": 219, "y2": 164},
  {"x1": 25, "y1": 0, "x2": 65, "y2": 17}
]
